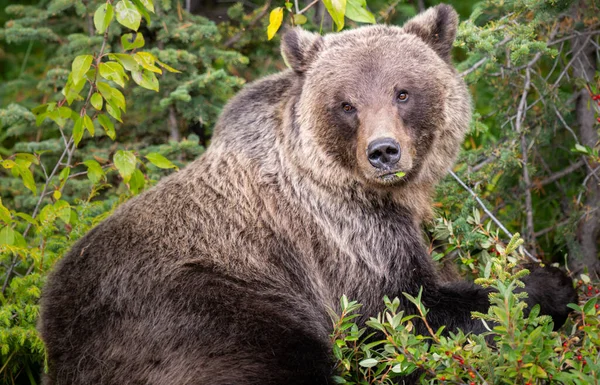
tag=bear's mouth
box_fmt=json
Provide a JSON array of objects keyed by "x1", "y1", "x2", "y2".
[{"x1": 376, "y1": 170, "x2": 406, "y2": 182}]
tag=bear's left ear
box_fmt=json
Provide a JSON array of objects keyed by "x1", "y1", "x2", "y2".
[
  {"x1": 281, "y1": 28, "x2": 324, "y2": 74},
  {"x1": 402, "y1": 4, "x2": 458, "y2": 63}
]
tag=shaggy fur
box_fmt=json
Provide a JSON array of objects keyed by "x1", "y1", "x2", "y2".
[{"x1": 40, "y1": 5, "x2": 576, "y2": 385}]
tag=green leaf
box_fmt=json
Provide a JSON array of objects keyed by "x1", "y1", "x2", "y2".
[
  {"x1": 395, "y1": 171, "x2": 406, "y2": 178},
  {"x1": 106, "y1": 103, "x2": 122, "y2": 122},
  {"x1": 131, "y1": 69, "x2": 159, "y2": 91},
  {"x1": 91, "y1": 93, "x2": 103, "y2": 110},
  {"x1": 359, "y1": 358, "x2": 378, "y2": 368},
  {"x1": 134, "y1": 52, "x2": 162, "y2": 74},
  {"x1": 94, "y1": 3, "x2": 114, "y2": 34},
  {"x1": 0, "y1": 199, "x2": 11, "y2": 225},
  {"x1": 73, "y1": 116, "x2": 84, "y2": 146},
  {"x1": 111, "y1": 88, "x2": 126, "y2": 112},
  {"x1": 293, "y1": 14, "x2": 308, "y2": 25},
  {"x1": 98, "y1": 114, "x2": 116, "y2": 139},
  {"x1": 145, "y1": 152, "x2": 177, "y2": 170},
  {"x1": 83, "y1": 115, "x2": 95, "y2": 136},
  {"x1": 16, "y1": 153, "x2": 39, "y2": 165},
  {"x1": 139, "y1": 0, "x2": 154, "y2": 12},
  {"x1": 323, "y1": 0, "x2": 346, "y2": 31},
  {"x1": 130, "y1": 0, "x2": 151, "y2": 24},
  {"x1": 121, "y1": 32, "x2": 145, "y2": 50},
  {"x1": 82, "y1": 160, "x2": 105, "y2": 184},
  {"x1": 99, "y1": 61, "x2": 127, "y2": 88},
  {"x1": 115, "y1": 0, "x2": 142, "y2": 31},
  {"x1": 15, "y1": 160, "x2": 37, "y2": 195},
  {"x1": 108, "y1": 53, "x2": 140, "y2": 71},
  {"x1": 156, "y1": 59, "x2": 181, "y2": 73},
  {"x1": 72, "y1": 55, "x2": 93, "y2": 85},
  {"x1": 267, "y1": 7, "x2": 284, "y2": 40},
  {"x1": 129, "y1": 168, "x2": 146, "y2": 194},
  {"x1": 53, "y1": 200, "x2": 71, "y2": 224},
  {"x1": 345, "y1": 0, "x2": 375, "y2": 24},
  {"x1": 114, "y1": 150, "x2": 137, "y2": 182},
  {"x1": 0, "y1": 226, "x2": 15, "y2": 246}
]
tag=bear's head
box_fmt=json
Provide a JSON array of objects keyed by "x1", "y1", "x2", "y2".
[{"x1": 282, "y1": 4, "x2": 471, "y2": 193}]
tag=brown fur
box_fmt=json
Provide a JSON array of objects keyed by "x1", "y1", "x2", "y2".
[{"x1": 39, "y1": 5, "x2": 575, "y2": 385}]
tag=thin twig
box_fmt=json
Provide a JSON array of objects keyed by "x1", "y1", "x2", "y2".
[
  {"x1": 224, "y1": 0, "x2": 272, "y2": 48},
  {"x1": 449, "y1": 170, "x2": 540, "y2": 262}
]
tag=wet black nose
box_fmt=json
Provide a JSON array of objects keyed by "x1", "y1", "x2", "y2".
[{"x1": 367, "y1": 138, "x2": 401, "y2": 169}]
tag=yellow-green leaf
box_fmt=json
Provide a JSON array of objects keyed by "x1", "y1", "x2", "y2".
[
  {"x1": 72, "y1": 55, "x2": 93, "y2": 85},
  {"x1": 106, "y1": 103, "x2": 122, "y2": 122},
  {"x1": 134, "y1": 52, "x2": 162, "y2": 74},
  {"x1": 15, "y1": 160, "x2": 36, "y2": 195},
  {"x1": 115, "y1": 0, "x2": 142, "y2": 31},
  {"x1": 98, "y1": 114, "x2": 116, "y2": 140},
  {"x1": 0, "y1": 226, "x2": 15, "y2": 246},
  {"x1": 131, "y1": 69, "x2": 159, "y2": 91},
  {"x1": 323, "y1": 0, "x2": 346, "y2": 31},
  {"x1": 83, "y1": 115, "x2": 95, "y2": 136},
  {"x1": 293, "y1": 14, "x2": 308, "y2": 25},
  {"x1": 114, "y1": 150, "x2": 137, "y2": 182},
  {"x1": 139, "y1": 0, "x2": 154, "y2": 13},
  {"x1": 99, "y1": 61, "x2": 127, "y2": 88},
  {"x1": 145, "y1": 152, "x2": 177, "y2": 170},
  {"x1": 267, "y1": 7, "x2": 284, "y2": 40},
  {"x1": 156, "y1": 59, "x2": 181, "y2": 73},
  {"x1": 53, "y1": 200, "x2": 71, "y2": 224},
  {"x1": 345, "y1": 0, "x2": 375, "y2": 24},
  {"x1": 82, "y1": 159, "x2": 106, "y2": 184},
  {"x1": 73, "y1": 116, "x2": 84, "y2": 146},
  {"x1": 108, "y1": 53, "x2": 140, "y2": 71},
  {"x1": 94, "y1": 3, "x2": 114, "y2": 34},
  {"x1": 0, "y1": 199, "x2": 11, "y2": 225},
  {"x1": 91, "y1": 93, "x2": 103, "y2": 110},
  {"x1": 121, "y1": 32, "x2": 145, "y2": 50}
]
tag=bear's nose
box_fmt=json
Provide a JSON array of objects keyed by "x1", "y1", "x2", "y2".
[{"x1": 367, "y1": 138, "x2": 401, "y2": 169}]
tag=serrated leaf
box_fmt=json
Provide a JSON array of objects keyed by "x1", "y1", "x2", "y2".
[
  {"x1": 115, "y1": 0, "x2": 142, "y2": 31},
  {"x1": 121, "y1": 32, "x2": 145, "y2": 50},
  {"x1": 98, "y1": 114, "x2": 116, "y2": 140},
  {"x1": 82, "y1": 160, "x2": 105, "y2": 184},
  {"x1": 134, "y1": 52, "x2": 162, "y2": 73},
  {"x1": 323, "y1": 0, "x2": 346, "y2": 31},
  {"x1": 83, "y1": 115, "x2": 95, "y2": 136},
  {"x1": 267, "y1": 7, "x2": 284, "y2": 40},
  {"x1": 131, "y1": 69, "x2": 159, "y2": 91},
  {"x1": 145, "y1": 152, "x2": 177, "y2": 169},
  {"x1": 91, "y1": 93, "x2": 103, "y2": 110},
  {"x1": 345, "y1": 0, "x2": 375, "y2": 24},
  {"x1": 73, "y1": 116, "x2": 84, "y2": 146},
  {"x1": 72, "y1": 55, "x2": 93, "y2": 85},
  {"x1": 94, "y1": 3, "x2": 114, "y2": 34},
  {"x1": 114, "y1": 150, "x2": 137, "y2": 182},
  {"x1": 99, "y1": 61, "x2": 127, "y2": 88},
  {"x1": 108, "y1": 53, "x2": 140, "y2": 71}
]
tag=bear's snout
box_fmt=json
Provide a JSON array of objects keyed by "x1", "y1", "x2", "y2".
[{"x1": 367, "y1": 138, "x2": 401, "y2": 169}]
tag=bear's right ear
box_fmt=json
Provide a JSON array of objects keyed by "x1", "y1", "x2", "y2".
[
  {"x1": 402, "y1": 4, "x2": 459, "y2": 63},
  {"x1": 281, "y1": 28, "x2": 324, "y2": 74}
]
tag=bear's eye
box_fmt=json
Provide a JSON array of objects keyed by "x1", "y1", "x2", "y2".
[
  {"x1": 341, "y1": 103, "x2": 355, "y2": 113},
  {"x1": 397, "y1": 91, "x2": 409, "y2": 102}
]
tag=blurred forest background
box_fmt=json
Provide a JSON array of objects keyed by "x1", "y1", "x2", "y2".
[{"x1": 0, "y1": 0, "x2": 598, "y2": 383}]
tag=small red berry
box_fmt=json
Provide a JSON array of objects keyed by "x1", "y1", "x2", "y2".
[
  {"x1": 588, "y1": 285, "x2": 593, "y2": 291},
  {"x1": 469, "y1": 371, "x2": 475, "y2": 378},
  {"x1": 595, "y1": 304, "x2": 599, "y2": 310},
  {"x1": 577, "y1": 355, "x2": 582, "y2": 360},
  {"x1": 470, "y1": 382, "x2": 476, "y2": 385},
  {"x1": 563, "y1": 342, "x2": 568, "y2": 347},
  {"x1": 595, "y1": 289, "x2": 599, "y2": 293},
  {"x1": 445, "y1": 351, "x2": 451, "y2": 356},
  {"x1": 440, "y1": 376, "x2": 446, "y2": 381},
  {"x1": 583, "y1": 360, "x2": 587, "y2": 365}
]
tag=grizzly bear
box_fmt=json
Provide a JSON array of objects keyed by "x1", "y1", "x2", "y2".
[{"x1": 40, "y1": 4, "x2": 576, "y2": 385}]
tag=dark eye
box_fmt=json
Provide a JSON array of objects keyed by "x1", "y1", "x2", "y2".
[
  {"x1": 397, "y1": 91, "x2": 409, "y2": 102},
  {"x1": 342, "y1": 102, "x2": 355, "y2": 113}
]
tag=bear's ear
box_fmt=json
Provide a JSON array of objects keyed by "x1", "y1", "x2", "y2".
[
  {"x1": 402, "y1": 4, "x2": 459, "y2": 63},
  {"x1": 281, "y1": 28, "x2": 324, "y2": 74}
]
